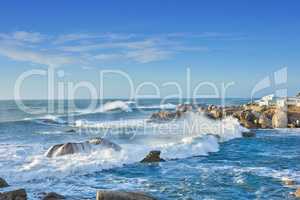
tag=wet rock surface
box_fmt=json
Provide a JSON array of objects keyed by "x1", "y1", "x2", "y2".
[
  {"x1": 46, "y1": 138, "x2": 121, "y2": 158},
  {"x1": 141, "y1": 151, "x2": 165, "y2": 163},
  {"x1": 42, "y1": 192, "x2": 65, "y2": 200},
  {"x1": 0, "y1": 178, "x2": 8, "y2": 188},
  {"x1": 96, "y1": 190, "x2": 156, "y2": 200},
  {"x1": 0, "y1": 189, "x2": 27, "y2": 200}
]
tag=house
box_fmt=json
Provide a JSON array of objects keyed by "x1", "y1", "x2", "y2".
[
  {"x1": 256, "y1": 94, "x2": 276, "y2": 106},
  {"x1": 277, "y1": 97, "x2": 300, "y2": 107}
]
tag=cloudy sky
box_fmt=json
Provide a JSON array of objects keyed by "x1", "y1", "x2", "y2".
[{"x1": 0, "y1": 0, "x2": 299, "y2": 99}]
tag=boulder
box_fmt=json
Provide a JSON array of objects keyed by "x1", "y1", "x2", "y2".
[
  {"x1": 294, "y1": 188, "x2": 300, "y2": 198},
  {"x1": 46, "y1": 138, "x2": 121, "y2": 158},
  {"x1": 150, "y1": 111, "x2": 178, "y2": 122},
  {"x1": 272, "y1": 109, "x2": 288, "y2": 128},
  {"x1": 96, "y1": 190, "x2": 156, "y2": 200},
  {"x1": 42, "y1": 192, "x2": 65, "y2": 200},
  {"x1": 258, "y1": 114, "x2": 272, "y2": 129},
  {"x1": 0, "y1": 189, "x2": 27, "y2": 200},
  {"x1": 0, "y1": 178, "x2": 8, "y2": 188},
  {"x1": 242, "y1": 131, "x2": 256, "y2": 137},
  {"x1": 140, "y1": 151, "x2": 165, "y2": 163}
]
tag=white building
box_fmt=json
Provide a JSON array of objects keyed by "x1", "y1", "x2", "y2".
[
  {"x1": 277, "y1": 97, "x2": 300, "y2": 107},
  {"x1": 256, "y1": 94, "x2": 275, "y2": 106}
]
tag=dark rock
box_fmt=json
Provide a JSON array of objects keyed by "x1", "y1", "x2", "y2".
[
  {"x1": 150, "y1": 111, "x2": 178, "y2": 122},
  {"x1": 242, "y1": 131, "x2": 256, "y2": 137},
  {"x1": 65, "y1": 128, "x2": 76, "y2": 133},
  {"x1": 140, "y1": 151, "x2": 165, "y2": 163},
  {"x1": 42, "y1": 192, "x2": 65, "y2": 200},
  {"x1": 46, "y1": 138, "x2": 121, "y2": 158},
  {"x1": 0, "y1": 189, "x2": 27, "y2": 200},
  {"x1": 96, "y1": 190, "x2": 156, "y2": 200},
  {"x1": 0, "y1": 178, "x2": 8, "y2": 188}
]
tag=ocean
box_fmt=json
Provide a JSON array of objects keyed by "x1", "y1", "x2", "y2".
[{"x1": 0, "y1": 99, "x2": 299, "y2": 199}]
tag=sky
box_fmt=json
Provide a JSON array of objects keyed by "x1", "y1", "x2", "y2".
[{"x1": 0, "y1": 0, "x2": 299, "y2": 99}]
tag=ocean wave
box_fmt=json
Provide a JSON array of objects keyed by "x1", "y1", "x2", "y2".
[
  {"x1": 23, "y1": 115, "x2": 67, "y2": 126},
  {"x1": 0, "y1": 112, "x2": 247, "y2": 185}
]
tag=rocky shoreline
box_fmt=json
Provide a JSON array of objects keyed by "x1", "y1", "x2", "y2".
[{"x1": 150, "y1": 103, "x2": 300, "y2": 129}]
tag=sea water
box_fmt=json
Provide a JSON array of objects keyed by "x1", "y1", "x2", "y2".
[{"x1": 0, "y1": 99, "x2": 299, "y2": 199}]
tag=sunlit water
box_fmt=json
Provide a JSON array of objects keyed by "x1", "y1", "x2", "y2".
[{"x1": 0, "y1": 99, "x2": 299, "y2": 200}]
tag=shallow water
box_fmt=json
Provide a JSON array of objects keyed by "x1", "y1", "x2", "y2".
[{"x1": 0, "y1": 99, "x2": 299, "y2": 200}]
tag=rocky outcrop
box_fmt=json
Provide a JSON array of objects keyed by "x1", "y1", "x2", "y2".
[
  {"x1": 0, "y1": 189, "x2": 27, "y2": 200},
  {"x1": 140, "y1": 151, "x2": 165, "y2": 163},
  {"x1": 258, "y1": 114, "x2": 272, "y2": 129},
  {"x1": 272, "y1": 109, "x2": 288, "y2": 128},
  {"x1": 294, "y1": 188, "x2": 300, "y2": 198},
  {"x1": 96, "y1": 190, "x2": 156, "y2": 200},
  {"x1": 149, "y1": 111, "x2": 180, "y2": 122},
  {"x1": 46, "y1": 138, "x2": 121, "y2": 158},
  {"x1": 0, "y1": 178, "x2": 8, "y2": 188},
  {"x1": 42, "y1": 192, "x2": 65, "y2": 200}
]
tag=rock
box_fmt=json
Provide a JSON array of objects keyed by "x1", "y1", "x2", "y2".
[
  {"x1": 176, "y1": 104, "x2": 192, "y2": 113},
  {"x1": 150, "y1": 111, "x2": 178, "y2": 122},
  {"x1": 96, "y1": 190, "x2": 156, "y2": 200},
  {"x1": 211, "y1": 108, "x2": 223, "y2": 119},
  {"x1": 0, "y1": 189, "x2": 27, "y2": 200},
  {"x1": 46, "y1": 138, "x2": 121, "y2": 158},
  {"x1": 272, "y1": 109, "x2": 288, "y2": 128},
  {"x1": 281, "y1": 177, "x2": 295, "y2": 186},
  {"x1": 294, "y1": 188, "x2": 300, "y2": 198},
  {"x1": 42, "y1": 192, "x2": 65, "y2": 200},
  {"x1": 258, "y1": 114, "x2": 272, "y2": 129},
  {"x1": 140, "y1": 151, "x2": 165, "y2": 163},
  {"x1": 0, "y1": 178, "x2": 8, "y2": 188},
  {"x1": 65, "y1": 128, "x2": 76, "y2": 133},
  {"x1": 242, "y1": 131, "x2": 256, "y2": 137}
]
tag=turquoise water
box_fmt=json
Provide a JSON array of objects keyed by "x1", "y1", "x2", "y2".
[{"x1": 0, "y1": 99, "x2": 299, "y2": 199}]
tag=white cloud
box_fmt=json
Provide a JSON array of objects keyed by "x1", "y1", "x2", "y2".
[{"x1": 0, "y1": 31, "x2": 227, "y2": 66}]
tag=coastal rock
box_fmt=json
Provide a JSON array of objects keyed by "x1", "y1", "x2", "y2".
[
  {"x1": 242, "y1": 131, "x2": 256, "y2": 137},
  {"x1": 272, "y1": 109, "x2": 288, "y2": 128},
  {"x1": 258, "y1": 114, "x2": 272, "y2": 129},
  {"x1": 0, "y1": 189, "x2": 27, "y2": 200},
  {"x1": 96, "y1": 190, "x2": 156, "y2": 200},
  {"x1": 141, "y1": 151, "x2": 165, "y2": 163},
  {"x1": 46, "y1": 138, "x2": 121, "y2": 158},
  {"x1": 42, "y1": 192, "x2": 65, "y2": 200},
  {"x1": 176, "y1": 104, "x2": 193, "y2": 112},
  {"x1": 0, "y1": 178, "x2": 8, "y2": 188},
  {"x1": 294, "y1": 188, "x2": 300, "y2": 198},
  {"x1": 150, "y1": 111, "x2": 179, "y2": 122}
]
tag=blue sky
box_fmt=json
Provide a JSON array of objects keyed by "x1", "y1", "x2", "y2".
[{"x1": 0, "y1": 0, "x2": 299, "y2": 99}]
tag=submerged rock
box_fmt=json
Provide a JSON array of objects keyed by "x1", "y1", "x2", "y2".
[
  {"x1": 0, "y1": 189, "x2": 27, "y2": 200},
  {"x1": 46, "y1": 138, "x2": 121, "y2": 158},
  {"x1": 0, "y1": 178, "x2": 8, "y2": 188},
  {"x1": 42, "y1": 192, "x2": 65, "y2": 200},
  {"x1": 140, "y1": 151, "x2": 165, "y2": 163},
  {"x1": 242, "y1": 131, "x2": 256, "y2": 137},
  {"x1": 96, "y1": 190, "x2": 156, "y2": 200}
]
